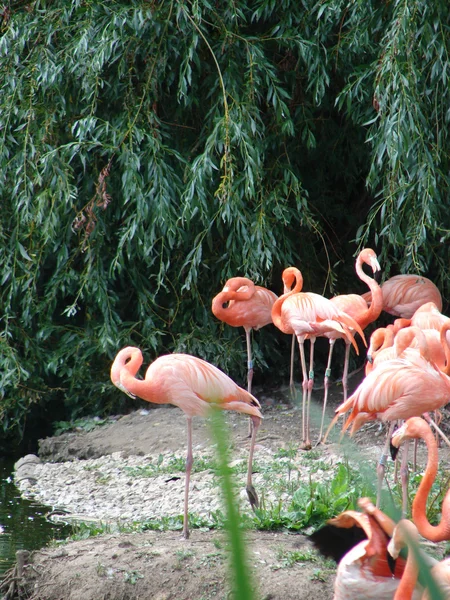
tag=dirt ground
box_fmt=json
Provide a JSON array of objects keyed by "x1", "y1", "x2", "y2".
[{"x1": 8, "y1": 368, "x2": 450, "y2": 600}]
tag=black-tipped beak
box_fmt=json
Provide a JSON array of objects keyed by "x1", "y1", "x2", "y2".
[
  {"x1": 390, "y1": 441, "x2": 400, "y2": 461},
  {"x1": 374, "y1": 269, "x2": 382, "y2": 284}
]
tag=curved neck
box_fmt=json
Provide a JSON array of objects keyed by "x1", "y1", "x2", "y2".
[
  {"x1": 412, "y1": 425, "x2": 450, "y2": 541},
  {"x1": 223, "y1": 277, "x2": 255, "y2": 301},
  {"x1": 395, "y1": 326, "x2": 430, "y2": 361},
  {"x1": 271, "y1": 268, "x2": 302, "y2": 334},
  {"x1": 356, "y1": 254, "x2": 383, "y2": 329}
]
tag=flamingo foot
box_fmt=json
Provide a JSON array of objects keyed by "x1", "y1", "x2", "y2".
[
  {"x1": 300, "y1": 441, "x2": 312, "y2": 451},
  {"x1": 246, "y1": 484, "x2": 259, "y2": 510}
]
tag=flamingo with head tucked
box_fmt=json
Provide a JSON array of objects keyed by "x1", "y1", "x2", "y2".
[
  {"x1": 111, "y1": 347, "x2": 262, "y2": 539},
  {"x1": 212, "y1": 277, "x2": 277, "y2": 395}
]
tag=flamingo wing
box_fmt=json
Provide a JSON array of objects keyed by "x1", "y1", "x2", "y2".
[{"x1": 146, "y1": 354, "x2": 262, "y2": 418}]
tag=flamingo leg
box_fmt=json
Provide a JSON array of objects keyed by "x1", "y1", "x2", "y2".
[
  {"x1": 298, "y1": 339, "x2": 309, "y2": 448},
  {"x1": 341, "y1": 341, "x2": 351, "y2": 402},
  {"x1": 246, "y1": 416, "x2": 261, "y2": 509},
  {"x1": 245, "y1": 328, "x2": 253, "y2": 395},
  {"x1": 183, "y1": 416, "x2": 194, "y2": 539},
  {"x1": 245, "y1": 328, "x2": 254, "y2": 438},
  {"x1": 376, "y1": 421, "x2": 396, "y2": 508},
  {"x1": 400, "y1": 439, "x2": 410, "y2": 517},
  {"x1": 304, "y1": 337, "x2": 315, "y2": 451},
  {"x1": 289, "y1": 334, "x2": 296, "y2": 396},
  {"x1": 318, "y1": 339, "x2": 335, "y2": 444},
  {"x1": 423, "y1": 413, "x2": 450, "y2": 448}
]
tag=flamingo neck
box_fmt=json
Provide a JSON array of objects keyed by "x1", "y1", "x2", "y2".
[
  {"x1": 356, "y1": 256, "x2": 383, "y2": 329},
  {"x1": 271, "y1": 268, "x2": 302, "y2": 334},
  {"x1": 393, "y1": 546, "x2": 418, "y2": 600},
  {"x1": 440, "y1": 322, "x2": 450, "y2": 376},
  {"x1": 412, "y1": 426, "x2": 450, "y2": 541}
]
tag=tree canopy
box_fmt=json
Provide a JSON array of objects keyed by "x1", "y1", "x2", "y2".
[{"x1": 0, "y1": 0, "x2": 449, "y2": 452}]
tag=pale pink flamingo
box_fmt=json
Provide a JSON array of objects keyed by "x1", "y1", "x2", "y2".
[
  {"x1": 362, "y1": 274, "x2": 442, "y2": 319},
  {"x1": 272, "y1": 267, "x2": 366, "y2": 449},
  {"x1": 212, "y1": 276, "x2": 277, "y2": 394},
  {"x1": 110, "y1": 347, "x2": 262, "y2": 539},
  {"x1": 319, "y1": 248, "x2": 382, "y2": 440},
  {"x1": 311, "y1": 497, "x2": 419, "y2": 599}
]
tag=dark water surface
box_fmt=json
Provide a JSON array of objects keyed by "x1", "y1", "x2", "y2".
[{"x1": 0, "y1": 459, "x2": 70, "y2": 575}]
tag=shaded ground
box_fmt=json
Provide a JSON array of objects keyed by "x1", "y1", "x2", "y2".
[{"x1": 8, "y1": 368, "x2": 450, "y2": 599}]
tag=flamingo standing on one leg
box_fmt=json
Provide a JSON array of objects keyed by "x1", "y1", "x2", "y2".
[
  {"x1": 272, "y1": 267, "x2": 366, "y2": 449},
  {"x1": 110, "y1": 347, "x2": 262, "y2": 539},
  {"x1": 212, "y1": 277, "x2": 277, "y2": 394},
  {"x1": 362, "y1": 273, "x2": 442, "y2": 319},
  {"x1": 318, "y1": 249, "x2": 383, "y2": 440}
]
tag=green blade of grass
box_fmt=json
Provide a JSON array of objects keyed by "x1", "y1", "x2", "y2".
[{"x1": 209, "y1": 408, "x2": 255, "y2": 600}]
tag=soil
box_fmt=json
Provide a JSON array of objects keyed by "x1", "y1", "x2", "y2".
[{"x1": 7, "y1": 368, "x2": 450, "y2": 600}]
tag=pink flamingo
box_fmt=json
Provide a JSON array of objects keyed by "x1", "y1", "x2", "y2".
[
  {"x1": 362, "y1": 274, "x2": 442, "y2": 319},
  {"x1": 110, "y1": 347, "x2": 262, "y2": 539},
  {"x1": 272, "y1": 267, "x2": 366, "y2": 449},
  {"x1": 212, "y1": 277, "x2": 277, "y2": 394},
  {"x1": 388, "y1": 519, "x2": 450, "y2": 599},
  {"x1": 311, "y1": 497, "x2": 417, "y2": 599},
  {"x1": 319, "y1": 248, "x2": 382, "y2": 439},
  {"x1": 324, "y1": 324, "x2": 450, "y2": 507}
]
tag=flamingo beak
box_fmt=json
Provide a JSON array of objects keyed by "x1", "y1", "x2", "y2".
[
  {"x1": 390, "y1": 422, "x2": 407, "y2": 461},
  {"x1": 113, "y1": 379, "x2": 136, "y2": 399},
  {"x1": 371, "y1": 257, "x2": 381, "y2": 273}
]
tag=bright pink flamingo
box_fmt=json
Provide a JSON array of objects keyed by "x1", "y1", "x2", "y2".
[
  {"x1": 324, "y1": 324, "x2": 450, "y2": 507},
  {"x1": 319, "y1": 249, "x2": 382, "y2": 440},
  {"x1": 212, "y1": 277, "x2": 277, "y2": 394},
  {"x1": 362, "y1": 274, "x2": 442, "y2": 319},
  {"x1": 111, "y1": 347, "x2": 262, "y2": 539},
  {"x1": 272, "y1": 267, "x2": 366, "y2": 449},
  {"x1": 311, "y1": 497, "x2": 416, "y2": 599}
]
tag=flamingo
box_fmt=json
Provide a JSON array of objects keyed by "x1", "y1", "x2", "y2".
[
  {"x1": 365, "y1": 327, "x2": 395, "y2": 374},
  {"x1": 362, "y1": 274, "x2": 442, "y2": 319},
  {"x1": 110, "y1": 347, "x2": 262, "y2": 539},
  {"x1": 323, "y1": 324, "x2": 450, "y2": 507},
  {"x1": 310, "y1": 497, "x2": 421, "y2": 599},
  {"x1": 390, "y1": 417, "x2": 450, "y2": 543},
  {"x1": 211, "y1": 277, "x2": 277, "y2": 395},
  {"x1": 388, "y1": 519, "x2": 450, "y2": 599},
  {"x1": 272, "y1": 267, "x2": 366, "y2": 449},
  {"x1": 319, "y1": 248, "x2": 382, "y2": 440}
]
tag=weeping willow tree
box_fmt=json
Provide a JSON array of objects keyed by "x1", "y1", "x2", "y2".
[{"x1": 0, "y1": 0, "x2": 448, "y2": 450}]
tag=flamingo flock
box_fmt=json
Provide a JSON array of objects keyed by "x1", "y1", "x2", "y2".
[{"x1": 110, "y1": 250, "x2": 450, "y2": 597}]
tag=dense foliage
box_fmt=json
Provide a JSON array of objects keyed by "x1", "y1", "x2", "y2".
[{"x1": 0, "y1": 0, "x2": 449, "y2": 451}]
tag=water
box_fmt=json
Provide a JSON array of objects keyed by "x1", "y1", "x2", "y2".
[{"x1": 0, "y1": 459, "x2": 70, "y2": 575}]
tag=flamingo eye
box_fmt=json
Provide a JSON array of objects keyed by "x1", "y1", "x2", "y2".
[{"x1": 222, "y1": 302, "x2": 230, "y2": 309}]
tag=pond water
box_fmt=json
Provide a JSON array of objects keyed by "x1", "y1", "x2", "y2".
[{"x1": 0, "y1": 459, "x2": 70, "y2": 575}]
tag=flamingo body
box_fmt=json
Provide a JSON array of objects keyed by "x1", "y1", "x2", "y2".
[
  {"x1": 363, "y1": 274, "x2": 442, "y2": 319},
  {"x1": 336, "y1": 357, "x2": 450, "y2": 433},
  {"x1": 111, "y1": 347, "x2": 262, "y2": 538},
  {"x1": 211, "y1": 277, "x2": 277, "y2": 331}
]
